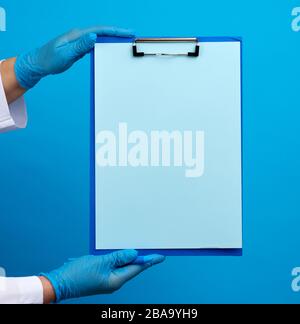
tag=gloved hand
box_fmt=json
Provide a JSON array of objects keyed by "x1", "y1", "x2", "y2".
[
  {"x1": 14, "y1": 26, "x2": 133, "y2": 89},
  {"x1": 41, "y1": 250, "x2": 165, "y2": 302}
]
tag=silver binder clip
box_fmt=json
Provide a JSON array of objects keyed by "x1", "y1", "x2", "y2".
[{"x1": 132, "y1": 37, "x2": 200, "y2": 57}]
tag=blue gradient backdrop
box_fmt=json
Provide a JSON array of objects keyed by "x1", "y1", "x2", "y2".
[{"x1": 0, "y1": 0, "x2": 300, "y2": 303}]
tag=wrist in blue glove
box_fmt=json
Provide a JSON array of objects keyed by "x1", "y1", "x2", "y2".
[
  {"x1": 15, "y1": 26, "x2": 133, "y2": 89},
  {"x1": 41, "y1": 250, "x2": 165, "y2": 302}
]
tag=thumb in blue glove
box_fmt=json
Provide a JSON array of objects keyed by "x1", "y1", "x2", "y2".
[
  {"x1": 41, "y1": 250, "x2": 165, "y2": 302},
  {"x1": 15, "y1": 26, "x2": 134, "y2": 89}
]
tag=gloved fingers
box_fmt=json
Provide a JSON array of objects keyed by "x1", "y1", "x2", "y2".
[
  {"x1": 69, "y1": 33, "x2": 98, "y2": 59},
  {"x1": 111, "y1": 254, "x2": 166, "y2": 287},
  {"x1": 58, "y1": 26, "x2": 133, "y2": 47},
  {"x1": 111, "y1": 264, "x2": 148, "y2": 287},
  {"x1": 110, "y1": 254, "x2": 165, "y2": 287},
  {"x1": 139, "y1": 254, "x2": 166, "y2": 266},
  {"x1": 83, "y1": 26, "x2": 134, "y2": 37},
  {"x1": 68, "y1": 258, "x2": 76, "y2": 262},
  {"x1": 109, "y1": 249, "x2": 138, "y2": 268},
  {"x1": 66, "y1": 25, "x2": 133, "y2": 59}
]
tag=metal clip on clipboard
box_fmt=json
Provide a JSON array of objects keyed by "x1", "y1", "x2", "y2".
[{"x1": 132, "y1": 37, "x2": 200, "y2": 57}]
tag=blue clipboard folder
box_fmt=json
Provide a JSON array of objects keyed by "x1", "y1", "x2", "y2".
[{"x1": 91, "y1": 36, "x2": 243, "y2": 256}]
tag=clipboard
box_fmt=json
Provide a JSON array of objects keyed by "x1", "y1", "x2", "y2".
[{"x1": 90, "y1": 36, "x2": 243, "y2": 256}]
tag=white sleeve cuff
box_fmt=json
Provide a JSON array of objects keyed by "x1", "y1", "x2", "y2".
[
  {"x1": 0, "y1": 276, "x2": 43, "y2": 304},
  {"x1": 0, "y1": 60, "x2": 27, "y2": 133}
]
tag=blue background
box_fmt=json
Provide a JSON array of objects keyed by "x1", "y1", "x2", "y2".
[{"x1": 0, "y1": 0, "x2": 299, "y2": 304}]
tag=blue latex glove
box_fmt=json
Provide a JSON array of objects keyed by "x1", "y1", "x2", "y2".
[
  {"x1": 14, "y1": 26, "x2": 133, "y2": 89},
  {"x1": 41, "y1": 250, "x2": 165, "y2": 302}
]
